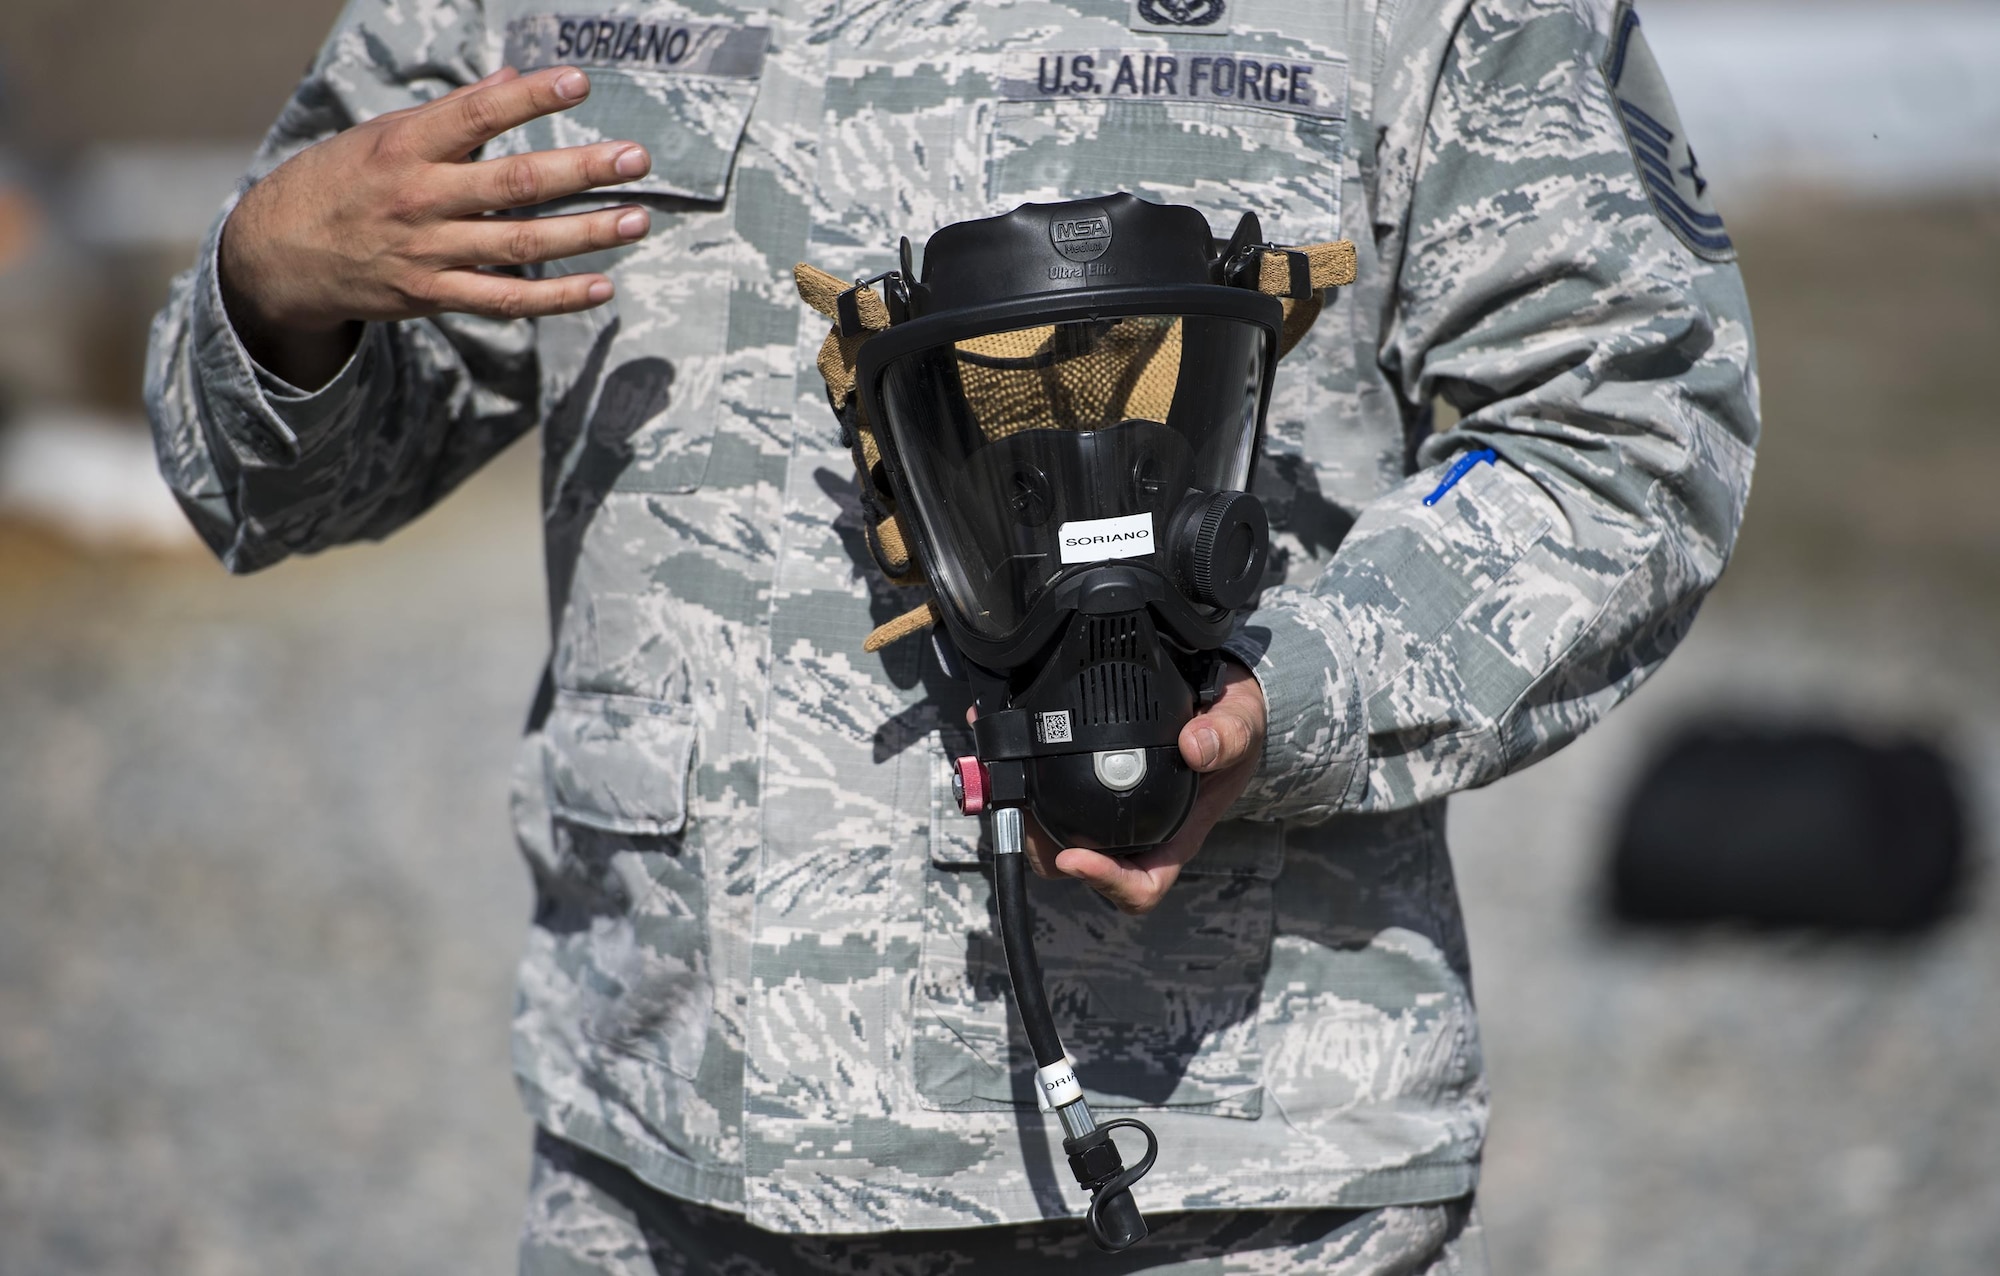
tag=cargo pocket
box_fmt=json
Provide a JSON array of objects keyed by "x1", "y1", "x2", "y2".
[
  {"x1": 496, "y1": 14, "x2": 769, "y2": 493},
  {"x1": 539, "y1": 689, "x2": 712, "y2": 1081},
  {"x1": 914, "y1": 740, "x2": 1282, "y2": 1117}
]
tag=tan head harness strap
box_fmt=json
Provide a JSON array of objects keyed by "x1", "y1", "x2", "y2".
[{"x1": 794, "y1": 239, "x2": 1356, "y2": 652}]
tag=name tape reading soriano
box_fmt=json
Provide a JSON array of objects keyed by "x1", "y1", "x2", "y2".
[
  {"x1": 1002, "y1": 50, "x2": 1346, "y2": 120},
  {"x1": 504, "y1": 16, "x2": 770, "y2": 77}
]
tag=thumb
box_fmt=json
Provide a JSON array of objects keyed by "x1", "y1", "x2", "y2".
[{"x1": 1179, "y1": 666, "x2": 1265, "y2": 773}]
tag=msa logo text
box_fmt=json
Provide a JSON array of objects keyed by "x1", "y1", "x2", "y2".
[
  {"x1": 1052, "y1": 216, "x2": 1108, "y2": 243},
  {"x1": 1049, "y1": 205, "x2": 1113, "y2": 262}
]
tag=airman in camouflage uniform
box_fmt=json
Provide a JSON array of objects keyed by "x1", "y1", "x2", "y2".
[{"x1": 145, "y1": 0, "x2": 1754, "y2": 1269}]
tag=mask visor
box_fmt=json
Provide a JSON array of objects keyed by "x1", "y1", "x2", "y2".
[{"x1": 873, "y1": 309, "x2": 1270, "y2": 645}]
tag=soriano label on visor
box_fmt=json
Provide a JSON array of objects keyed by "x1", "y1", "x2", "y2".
[{"x1": 1058, "y1": 513, "x2": 1156, "y2": 565}]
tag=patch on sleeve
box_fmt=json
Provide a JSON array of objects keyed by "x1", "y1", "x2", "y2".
[{"x1": 1602, "y1": 2, "x2": 1733, "y2": 261}]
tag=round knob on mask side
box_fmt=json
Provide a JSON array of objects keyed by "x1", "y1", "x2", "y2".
[
  {"x1": 952, "y1": 755, "x2": 989, "y2": 816},
  {"x1": 1175, "y1": 491, "x2": 1270, "y2": 611}
]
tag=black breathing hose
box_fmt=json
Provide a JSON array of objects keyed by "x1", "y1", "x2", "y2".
[
  {"x1": 993, "y1": 849, "x2": 1067, "y2": 1068},
  {"x1": 992, "y1": 824, "x2": 1156, "y2": 1252}
]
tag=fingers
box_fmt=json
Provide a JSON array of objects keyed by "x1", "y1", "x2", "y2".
[
  {"x1": 369, "y1": 68, "x2": 519, "y2": 126},
  {"x1": 444, "y1": 141, "x2": 650, "y2": 214},
  {"x1": 1179, "y1": 662, "x2": 1266, "y2": 774},
  {"x1": 973, "y1": 668, "x2": 1264, "y2": 915},
  {"x1": 421, "y1": 269, "x2": 616, "y2": 320},
  {"x1": 422, "y1": 67, "x2": 522, "y2": 112},
  {"x1": 1054, "y1": 845, "x2": 1189, "y2": 915},
  {"x1": 1042, "y1": 664, "x2": 1265, "y2": 915},
  {"x1": 404, "y1": 66, "x2": 594, "y2": 162},
  {"x1": 1059, "y1": 745, "x2": 1250, "y2": 914},
  {"x1": 1021, "y1": 815, "x2": 1065, "y2": 879},
  {"x1": 440, "y1": 67, "x2": 520, "y2": 101},
  {"x1": 427, "y1": 205, "x2": 650, "y2": 267},
  {"x1": 1014, "y1": 801, "x2": 1190, "y2": 913}
]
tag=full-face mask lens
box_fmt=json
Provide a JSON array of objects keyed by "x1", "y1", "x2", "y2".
[{"x1": 875, "y1": 311, "x2": 1267, "y2": 646}]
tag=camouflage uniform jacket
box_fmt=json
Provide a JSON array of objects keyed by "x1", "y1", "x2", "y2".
[{"x1": 146, "y1": 0, "x2": 1757, "y2": 1234}]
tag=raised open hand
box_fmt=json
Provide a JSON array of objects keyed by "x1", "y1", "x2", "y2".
[{"x1": 219, "y1": 66, "x2": 650, "y2": 385}]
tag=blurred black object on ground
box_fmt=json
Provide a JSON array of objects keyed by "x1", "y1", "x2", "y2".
[{"x1": 1609, "y1": 725, "x2": 1969, "y2": 933}]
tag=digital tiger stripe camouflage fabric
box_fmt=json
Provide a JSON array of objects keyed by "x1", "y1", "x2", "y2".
[
  {"x1": 516, "y1": 1127, "x2": 1489, "y2": 1272},
  {"x1": 146, "y1": 0, "x2": 1755, "y2": 1240}
]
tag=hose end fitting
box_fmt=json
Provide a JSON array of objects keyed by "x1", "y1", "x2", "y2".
[{"x1": 1062, "y1": 1118, "x2": 1157, "y2": 1252}]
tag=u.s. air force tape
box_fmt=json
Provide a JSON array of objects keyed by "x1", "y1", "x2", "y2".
[
  {"x1": 504, "y1": 16, "x2": 769, "y2": 78},
  {"x1": 1001, "y1": 50, "x2": 1346, "y2": 120}
]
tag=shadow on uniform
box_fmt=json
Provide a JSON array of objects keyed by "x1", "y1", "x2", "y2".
[
  {"x1": 541, "y1": 320, "x2": 678, "y2": 636},
  {"x1": 1604, "y1": 722, "x2": 1972, "y2": 934},
  {"x1": 1252, "y1": 448, "x2": 1355, "y2": 586}
]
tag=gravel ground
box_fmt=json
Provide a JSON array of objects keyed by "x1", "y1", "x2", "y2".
[
  {"x1": 1, "y1": 200, "x2": 1995, "y2": 1274},
  {"x1": 1458, "y1": 593, "x2": 2000, "y2": 1276},
  {"x1": 0, "y1": 456, "x2": 545, "y2": 1276}
]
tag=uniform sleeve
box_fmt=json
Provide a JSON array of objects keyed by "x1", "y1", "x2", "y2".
[
  {"x1": 1226, "y1": 0, "x2": 1759, "y2": 819},
  {"x1": 144, "y1": 0, "x2": 538, "y2": 574}
]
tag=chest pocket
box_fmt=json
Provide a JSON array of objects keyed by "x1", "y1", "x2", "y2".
[
  {"x1": 497, "y1": 14, "x2": 767, "y2": 201},
  {"x1": 494, "y1": 9, "x2": 770, "y2": 492}
]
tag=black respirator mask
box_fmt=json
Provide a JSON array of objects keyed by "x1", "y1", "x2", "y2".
[
  {"x1": 861, "y1": 194, "x2": 1285, "y2": 851},
  {"x1": 797, "y1": 193, "x2": 1354, "y2": 1251}
]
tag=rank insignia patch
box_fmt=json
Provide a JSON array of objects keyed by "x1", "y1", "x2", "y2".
[
  {"x1": 1603, "y1": 2, "x2": 1733, "y2": 261},
  {"x1": 1129, "y1": 0, "x2": 1232, "y2": 36}
]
